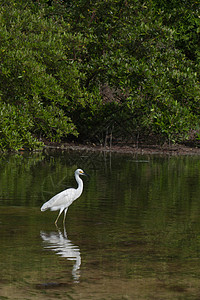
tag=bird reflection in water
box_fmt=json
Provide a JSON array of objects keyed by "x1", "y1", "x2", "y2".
[{"x1": 40, "y1": 226, "x2": 81, "y2": 282}]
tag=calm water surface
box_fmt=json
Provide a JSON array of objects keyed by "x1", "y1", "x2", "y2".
[{"x1": 0, "y1": 149, "x2": 200, "y2": 299}]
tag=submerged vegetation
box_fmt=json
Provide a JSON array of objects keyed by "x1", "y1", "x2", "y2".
[{"x1": 0, "y1": 0, "x2": 199, "y2": 150}]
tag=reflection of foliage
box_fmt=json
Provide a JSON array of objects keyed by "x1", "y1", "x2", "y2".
[
  {"x1": 1, "y1": 150, "x2": 199, "y2": 218},
  {"x1": 0, "y1": 150, "x2": 200, "y2": 290},
  {"x1": 0, "y1": 150, "x2": 200, "y2": 264},
  {"x1": 82, "y1": 153, "x2": 200, "y2": 265},
  {"x1": 0, "y1": 150, "x2": 99, "y2": 206}
]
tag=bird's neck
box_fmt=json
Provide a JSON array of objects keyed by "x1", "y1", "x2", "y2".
[{"x1": 75, "y1": 174, "x2": 83, "y2": 193}]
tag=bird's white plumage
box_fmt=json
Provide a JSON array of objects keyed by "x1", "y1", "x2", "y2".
[
  {"x1": 41, "y1": 188, "x2": 77, "y2": 211},
  {"x1": 41, "y1": 168, "x2": 88, "y2": 225}
]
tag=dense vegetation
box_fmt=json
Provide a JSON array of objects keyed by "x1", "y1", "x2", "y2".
[{"x1": 0, "y1": 0, "x2": 199, "y2": 150}]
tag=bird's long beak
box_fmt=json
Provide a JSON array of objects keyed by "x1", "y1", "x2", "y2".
[{"x1": 83, "y1": 172, "x2": 89, "y2": 177}]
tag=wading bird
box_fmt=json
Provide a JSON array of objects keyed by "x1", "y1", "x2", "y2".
[{"x1": 41, "y1": 169, "x2": 88, "y2": 225}]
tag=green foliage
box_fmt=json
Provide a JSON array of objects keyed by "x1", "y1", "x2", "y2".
[
  {"x1": 0, "y1": 2, "x2": 81, "y2": 150},
  {"x1": 0, "y1": 0, "x2": 199, "y2": 150},
  {"x1": 0, "y1": 101, "x2": 42, "y2": 150}
]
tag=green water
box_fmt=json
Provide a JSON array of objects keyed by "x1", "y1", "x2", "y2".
[{"x1": 0, "y1": 150, "x2": 200, "y2": 299}]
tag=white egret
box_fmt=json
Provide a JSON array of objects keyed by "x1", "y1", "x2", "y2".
[{"x1": 41, "y1": 169, "x2": 88, "y2": 225}]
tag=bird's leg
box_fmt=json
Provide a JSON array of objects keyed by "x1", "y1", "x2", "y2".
[
  {"x1": 55, "y1": 209, "x2": 63, "y2": 226},
  {"x1": 63, "y1": 224, "x2": 67, "y2": 238},
  {"x1": 63, "y1": 208, "x2": 68, "y2": 226},
  {"x1": 55, "y1": 223, "x2": 60, "y2": 231}
]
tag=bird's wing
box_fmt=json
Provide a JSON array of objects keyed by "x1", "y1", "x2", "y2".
[{"x1": 41, "y1": 188, "x2": 76, "y2": 211}]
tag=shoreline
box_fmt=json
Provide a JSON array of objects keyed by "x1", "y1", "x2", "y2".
[{"x1": 44, "y1": 142, "x2": 200, "y2": 156}]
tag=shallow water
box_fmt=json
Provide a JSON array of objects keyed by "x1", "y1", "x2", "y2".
[{"x1": 0, "y1": 150, "x2": 200, "y2": 299}]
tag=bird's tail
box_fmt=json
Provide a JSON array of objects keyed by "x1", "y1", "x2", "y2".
[{"x1": 41, "y1": 202, "x2": 49, "y2": 212}]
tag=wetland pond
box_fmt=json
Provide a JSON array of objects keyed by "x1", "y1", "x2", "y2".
[{"x1": 0, "y1": 149, "x2": 200, "y2": 300}]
